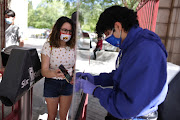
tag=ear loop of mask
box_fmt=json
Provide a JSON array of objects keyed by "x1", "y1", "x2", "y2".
[
  {"x1": 104, "y1": 29, "x2": 114, "y2": 39},
  {"x1": 116, "y1": 30, "x2": 123, "y2": 69}
]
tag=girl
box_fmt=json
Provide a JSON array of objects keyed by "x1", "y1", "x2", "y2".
[{"x1": 41, "y1": 16, "x2": 76, "y2": 120}]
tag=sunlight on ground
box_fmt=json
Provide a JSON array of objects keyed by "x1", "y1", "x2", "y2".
[{"x1": 38, "y1": 113, "x2": 48, "y2": 120}]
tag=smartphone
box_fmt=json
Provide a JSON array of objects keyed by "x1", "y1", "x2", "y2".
[{"x1": 59, "y1": 64, "x2": 72, "y2": 83}]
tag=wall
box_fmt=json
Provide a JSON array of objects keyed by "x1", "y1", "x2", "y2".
[
  {"x1": 156, "y1": 0, "x2": 180, "y2": 65},
  {"x1": 8, "y1": 0, "x2": 28, "y2": 39},
  {"x1": 0, "y1": 0, "x2": 28, "y2": 67}
]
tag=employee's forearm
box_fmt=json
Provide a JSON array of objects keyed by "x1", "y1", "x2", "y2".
[
  {"x1": 19, "y1": 42, "x2": 24, "y2": 47},
  {"x1": 19, "y1": 39, "x2": 24, "y2": 47}
]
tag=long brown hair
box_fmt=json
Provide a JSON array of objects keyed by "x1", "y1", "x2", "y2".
[{"x1": 48, "y1": 16, "x2": 76, "y2": 48}]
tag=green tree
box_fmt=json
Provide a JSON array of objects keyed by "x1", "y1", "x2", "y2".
[
  {"x1": 28, "y1": 0, "x2": 69, "y2": 29},
  {"x1": 28, "y1": 1, "x2": 36, "y2": 27},
  {"x1": 71, "y1": 0, "x2": 139, "y2": 32},
  {"x1": 78, "y1": 0, "x2": 140, "y2": 32},
  {"x1": 29, "y1": 0, "x2": 140, "y2": 31}
]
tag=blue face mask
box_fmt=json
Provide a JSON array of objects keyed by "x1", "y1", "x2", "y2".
[
  {"x1": 105, "y1": 31, "x2": 122, "y2": 48},
  {"x1": 105, "y1": 34, "x2": 121, "y2": 47},
  {"x1": 105, "y1": 32, "x2": 122, "y2": 48}
]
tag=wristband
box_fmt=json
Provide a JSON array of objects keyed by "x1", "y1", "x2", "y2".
[{"x1": 93, "y1": 86, "x2": 99, "y2": 97}]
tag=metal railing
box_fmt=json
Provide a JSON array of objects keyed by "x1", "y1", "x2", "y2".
[
  {"x1": 1, "y1": 101, "x2": 20, "y2": 120},
  {"x1": 0, "y1": 0, "x2": 6, "y2": 49},
  {"x1": 137, "y1": 0, "x2": 160, "y2": 32},
  {"x1": 75, "y1": 93, "x2": 88, "y2": 120}
]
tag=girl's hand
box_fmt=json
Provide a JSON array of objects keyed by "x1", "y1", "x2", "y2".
[
  {"x1": 70, "y1": 76, "x2": 74, "y2": 85},
  {"x1": 54, "y1": 69, "x2": 65, "y2": 78}
]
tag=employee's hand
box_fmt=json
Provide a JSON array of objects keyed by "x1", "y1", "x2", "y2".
[
  {"x1": 76, "y1": 78, "x2": 96, "y2": 95},
  {"x1": 75, "y1": 78, "x2": 81, "y2": 92},
  {"x1": 76, "y1": 72, "x2": 83, "y2": 78},
  {"x1": 76, "y1": 72, "x2": 94, "y2": 84}
]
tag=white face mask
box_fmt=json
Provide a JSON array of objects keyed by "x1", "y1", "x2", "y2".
[
  {"x1": 5, "y1": 18, "x2": 13, "y2": 24},
  {"x1": 60, "y1": 33, "x2": 71, "y2": 42}
]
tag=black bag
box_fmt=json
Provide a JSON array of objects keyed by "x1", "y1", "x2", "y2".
[
  {"x1": 1, "y1": 45, "x2": 20, "y2": 67},
  {"x1": 0, "y1": 47, "x2": 43, "y2": 106}
]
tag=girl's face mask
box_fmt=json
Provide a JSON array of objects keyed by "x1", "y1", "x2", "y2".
[
  {"x1": 105, "y1": 30, "x2": 122, "y2": 48},
  {"x1": 60, "y1": 33, "x2": 71, "y2": 42}
]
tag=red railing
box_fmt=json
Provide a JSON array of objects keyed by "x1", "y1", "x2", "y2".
[
  {"x1": 0, "y1": 0, "x2": 6, "y2": 49},
  {"x1": 1, "y1": 86, "x2": 33, "y2": 120},
  {"x1": 136, "y1": 0, "x2": 159, "y2": 32},
  {"x1": 1, "y1": 101, "x2": 21, "y2": 120}
]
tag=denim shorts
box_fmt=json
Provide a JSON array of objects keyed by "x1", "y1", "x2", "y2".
[{"x1": 43, "y1": 78, "x2": 73, "y2": 97}]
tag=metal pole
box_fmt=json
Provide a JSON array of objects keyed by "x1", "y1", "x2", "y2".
[
  {"x1": 20, "y1": 90, "x2": 32, "y2": 120},
  {"x1": 2, "y1": 0, "x2": 6, "y2": 49}
]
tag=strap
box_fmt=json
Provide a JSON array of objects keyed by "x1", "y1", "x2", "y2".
[{"x1": 50, "y1": 45, "x2": 52, "y2": 56}]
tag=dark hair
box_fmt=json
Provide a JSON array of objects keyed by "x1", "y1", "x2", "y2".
[
  {"x1": 71, "y1": 11, "x2": 77, "y2": 24},
  {"x1": 4, "y1": 9, "x2": 15, "y2": 17},
  {"x1": 97, "y1": 34, "x2": 102, "y2": 38},
  {"x1": 96, "y1": 5, "x2": 139, "y2": 34},
  {"x1": 49, "y1": 16, "x2": 76, "y2": 48}
]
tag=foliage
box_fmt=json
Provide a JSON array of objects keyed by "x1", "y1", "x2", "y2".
[
  {"x1": 28, "y1": 0, "x2": 77, "y2": 29},
  {"x1": 77, "y1": 0, "x2": 140, "y2": 32},
  {"x1": 28, "y1": 0, "x2": 140, "y2": 31}
]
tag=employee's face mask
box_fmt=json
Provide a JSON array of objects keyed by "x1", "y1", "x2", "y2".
[
  {"x1": 60, "y1": 33, "x2": 71, "y2": 42},
  {"x1": 5, "y1": 17, "x2": 13, "y2": 24},
  {"x1": 105, "y1": 29, "x2": 122, "y2": 48}
]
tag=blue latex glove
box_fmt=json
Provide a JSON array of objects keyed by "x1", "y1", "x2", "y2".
[
  {"x1": 76, "y1": 78, "x2": 96, "y2": 95},
  {"x1": 76, "y1": 72, "x2": 94, "y2": 84},
  {"x1": 75, "y1": 78, "x2": 81, "y2": 92},
  {"x1": 76, "y1": 72, "x2": 83, "y2": 78}
]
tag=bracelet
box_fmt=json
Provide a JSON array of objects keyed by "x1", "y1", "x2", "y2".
[{"x1": 93, "y1": 86, "x2": 99, "y2": 96}]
